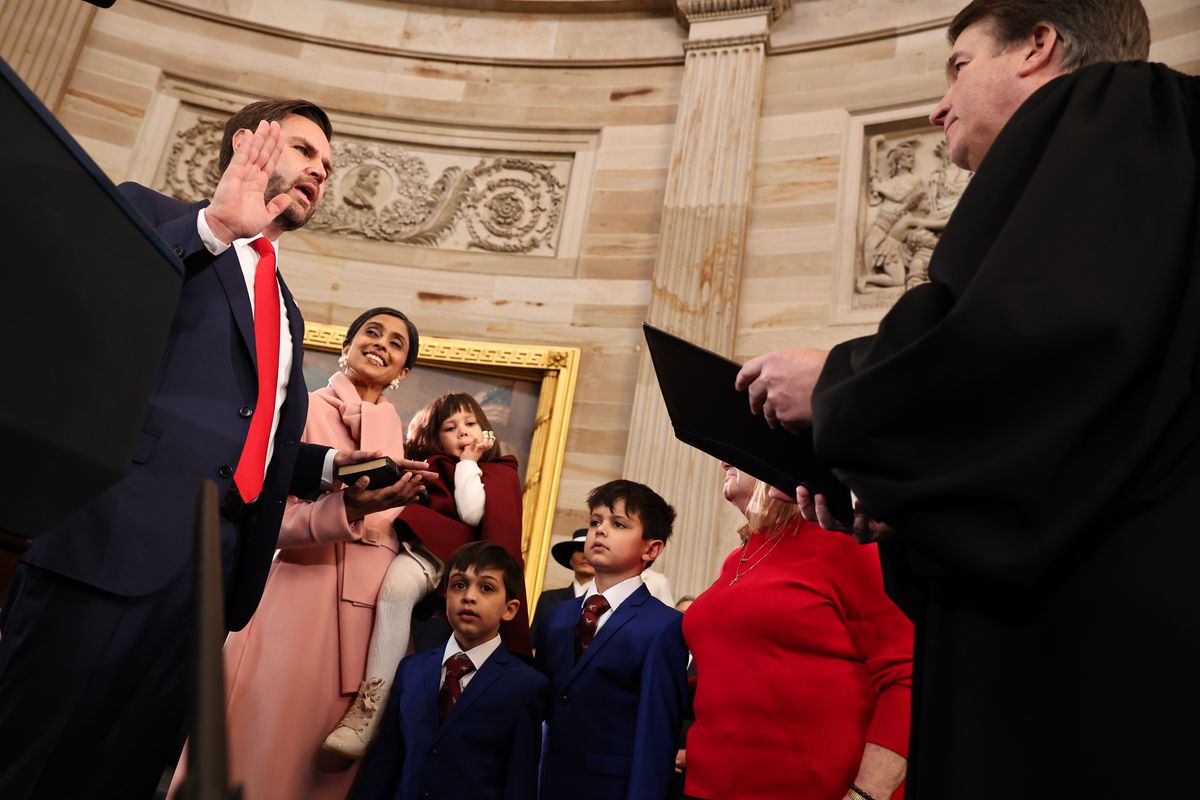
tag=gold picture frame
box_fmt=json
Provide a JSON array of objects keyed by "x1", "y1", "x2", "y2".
[{"x1": 303, "y1": 322, "x2": 581, "y2": 602}]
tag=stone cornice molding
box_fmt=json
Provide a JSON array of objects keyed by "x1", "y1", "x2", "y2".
[
  {"x1": 140, "y1": 0, "x2": 948, "y2": 68},
  {"x1": 396, "y1": 0, "x2": 673, "y2": 11},
  {"x1": 680, "y1": 32, "x2": 769, "y2": 52},
  {"x1": 675, "y1": 0, "x2": 792, "y2": 28}
]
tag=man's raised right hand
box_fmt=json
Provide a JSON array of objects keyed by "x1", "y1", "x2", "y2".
[{"x1": 204, "y1": 119, "x2": 291, "y2": 244}]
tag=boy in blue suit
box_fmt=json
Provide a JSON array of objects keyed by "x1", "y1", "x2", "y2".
[
  {"x1": 535, "y1": 480, "x2": 689, "y2": 800},
  {"x1": 354, "y1": 541, "x2": 548, "y2": 800}
]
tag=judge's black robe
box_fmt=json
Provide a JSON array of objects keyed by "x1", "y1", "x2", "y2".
[{"x1": 812, "y1": 62, "x2": 1200, "y2": 797}]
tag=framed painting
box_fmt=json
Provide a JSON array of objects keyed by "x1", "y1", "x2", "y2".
[{"x1": 303, "y1": 323, "x2": 581, "y2": 601}]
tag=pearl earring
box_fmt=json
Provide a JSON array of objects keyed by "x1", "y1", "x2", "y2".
[
  {"x1": 388, "y1": 377, "x2": 401, "y2": 391},
  {"x1": 338, "y1": 354, "x2": 348, "y2": 371}
]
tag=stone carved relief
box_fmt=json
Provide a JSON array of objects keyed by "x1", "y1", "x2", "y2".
[
  {"x1": 852, "y1": 128, "x2": 972, "y2": 310},
  {"x1": 159, "y1": 113, "x2": 570, "y2": 256},
  {"x1": 162, "y1": 117, "x2": 224, "y2": 202},
  {"x1": 463, "y1": 158, "x2": 565, "y2": 254}
]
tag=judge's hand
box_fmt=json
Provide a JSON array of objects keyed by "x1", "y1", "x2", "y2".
[
  {"x1": 769, "y1": 485, "x2": 893, "y2": 544},
  {"x1": 734, "y1": 348, "x2": 829, "y2": 432},
  {"x1": 205, "y1": 119, "x2": 291, "y2": 244},
  {"x1": 343, "y1": 471, "x2": 427, "y2": 522}
]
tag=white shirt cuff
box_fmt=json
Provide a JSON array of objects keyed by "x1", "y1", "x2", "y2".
[
  {"x1": 197, "y1": 208, "x2": 232, "y2": 255},
  {"x1": 321, "y1": 449, "x2": 337, "y2": 489}
]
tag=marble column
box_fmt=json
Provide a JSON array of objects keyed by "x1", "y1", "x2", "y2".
[
  {"x1": 0, "y1": 0, "x2": 97, "y2": 112},
  {"x1": 624, "y1": 0, "x2": 792, "y2": 598}
]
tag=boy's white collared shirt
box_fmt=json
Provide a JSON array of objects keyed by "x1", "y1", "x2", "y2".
[
  {"x1": 579, "y1": 574, "x2": 643, "y2": 635},
  {"x1": 440, "y1": 633, "x2": 502, "y2": 692}
]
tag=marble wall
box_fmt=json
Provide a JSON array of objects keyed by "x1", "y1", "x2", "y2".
[{"x1": 6, "y1": 0, "x2": 1197, "y2": 597}]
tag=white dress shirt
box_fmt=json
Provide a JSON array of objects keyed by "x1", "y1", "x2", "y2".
[
  {"x1": 198, "y1": 210, "x2": 291, "y2": 484},
  {"x1": 441, "y1": 633, "x2": 503, "y2": 692},
  {"x1": 579, "y1": 574, "x2": 643, "y2": 635}
]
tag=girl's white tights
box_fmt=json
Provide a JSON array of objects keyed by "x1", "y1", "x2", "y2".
[
  {"x1": 366, "y1": 551, "x2": 430, "y2": 684},
  {"x1": 323, "y1": 551, "x2": 432, "y2": 758}
]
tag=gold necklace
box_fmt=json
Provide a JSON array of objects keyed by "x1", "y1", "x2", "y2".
[
  {"x1": 729, "y1": 534, "x2": 783, "y2": 586},
  {"x1": 738, "y1": 533, "x2": 775, "y2": 562}
]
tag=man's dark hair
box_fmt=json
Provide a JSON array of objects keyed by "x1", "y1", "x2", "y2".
[
  {"x1": 586, "y1": 480, "x2": 676, "y2": 544},
  {"x1": 445, "y1": 541, "x2": 523, "y2": 601},
  {"x1": 218, "y1": 99, "x2": 333, "y2": 173},
  {"x1": 343, "y1": 307, "x2": 420, "y2": 371},
  {"x1": 949, "y1": 0, "x2": 1150, "y2": 71}
]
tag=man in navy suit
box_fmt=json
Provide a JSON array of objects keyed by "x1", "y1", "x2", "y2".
[
  {"x1": 0, "y1": 100, "x2": 427, "y2": 799},
  {"x1": 354, "y1": 541, "x2": 548, "y2": 800},
  {"x1": 535, "y1": 480, "x2": 689, "y2": 800}
]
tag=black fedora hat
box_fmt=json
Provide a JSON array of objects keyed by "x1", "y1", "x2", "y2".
[{"x1": 550, "y1": 528, "x2": 588, "y2": 569}]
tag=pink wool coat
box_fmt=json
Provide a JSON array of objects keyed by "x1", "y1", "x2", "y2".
[{"x1": 176, "y1": 372, "x2": 412, "y2": 800}]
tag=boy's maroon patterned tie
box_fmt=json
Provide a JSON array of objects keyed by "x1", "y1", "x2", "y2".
[
  {"x1": 438, "y1": 652, "x2": 476, "y2": 722},
  {"x1": 574, "y1": 594, "x2": 610, "y2": 660}
]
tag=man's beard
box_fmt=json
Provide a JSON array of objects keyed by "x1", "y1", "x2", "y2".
[{"x1": 265, "y1": 173, "x2": 317, "y2": 232}]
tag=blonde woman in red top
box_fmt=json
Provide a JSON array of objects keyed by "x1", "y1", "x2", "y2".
[{"x1": 681, "y1": 464, "x2": 914, "y2": 800}]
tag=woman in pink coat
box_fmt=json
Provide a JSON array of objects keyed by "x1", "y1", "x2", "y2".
[{"x1": 180, "y1": 307, "x2": 428, "y2": 800}]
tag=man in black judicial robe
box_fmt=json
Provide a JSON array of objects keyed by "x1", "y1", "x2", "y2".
[{"x1": 737, "y1": 1, "x2": 1200, "y2": 796}]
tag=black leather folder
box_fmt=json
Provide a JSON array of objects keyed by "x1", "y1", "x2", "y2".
[{"x1": 642, "y1": 323, "x2": 851, "y2": 523}]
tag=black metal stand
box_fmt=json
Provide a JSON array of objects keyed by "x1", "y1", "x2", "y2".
[{"x1": 180, "y1": 481, "x2": 241, "y2": 800}]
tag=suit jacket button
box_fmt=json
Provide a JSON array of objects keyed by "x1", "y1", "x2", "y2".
[
  {"x1": 173, "y1": 246, "x2": 185, "y2": 257},
  {"x1": 238, "y1": 406, "x2": 253, "y2": 418},
  {"x1": 430, "y1": 748, "x2": 438, "y2": 758},
  {"x1": 218, "y1": 465, "x2": 233, "y2": 478},
  {"x1": 560, "y1": 694, "x2": 569, "y2": 705}
]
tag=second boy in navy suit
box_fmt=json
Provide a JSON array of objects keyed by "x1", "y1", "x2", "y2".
[
  {"x1": 535, "y1": 480, "x2": 689, "y2": 800},
  {"x1": 354, "y1": 542, "x2": 548, "y2": 800}
]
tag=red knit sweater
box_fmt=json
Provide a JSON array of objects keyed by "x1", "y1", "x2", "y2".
[{"x1": 682, "y1": 518, "x2": 913, "y2": 800}]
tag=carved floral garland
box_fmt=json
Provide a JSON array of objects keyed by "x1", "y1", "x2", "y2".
[{"x1": 160, "y1": 118, "x2": 568, "y2": 255}]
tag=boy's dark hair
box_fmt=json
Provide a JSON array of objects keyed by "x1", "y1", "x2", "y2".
[
  {"x1": 218, "y1": 99, "x2": 333, "y2": 173},
  {"x1": 406, "y1": 393, "x2": 500, "y2": 462},
  {"x1": 948, "y1": 0, "x2": 1150, "y2": 71},
  {"x1": 446, "y1": 541, "x2": 523, "y2": 601},
  {"x1": 342, "y1": 307, "x2": 420, "y2": 371},
  {"x1": 586, "y1": 480, "x2": 676, "y2": 544}
]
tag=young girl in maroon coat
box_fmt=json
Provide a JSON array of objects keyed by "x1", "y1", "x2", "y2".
[{"x1": 324, "y1": 392, "x2": 530, "y2": 755}]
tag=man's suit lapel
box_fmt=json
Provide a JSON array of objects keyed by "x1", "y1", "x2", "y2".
[
  {"x1": 567, "y1": 584, "x2": 649, "y2": 685},
  {"x1": 277, "y1": 271, "x2": 306, "y2": 359},
  {"x1": 194, "y1": 198, "x2": 257, "y2": 364},
  {"x1": 416, "y1": 650, "x2": 443, "y2": 735},
  {"x1": 436, "y1": 645, "x2": 510, "y2": 739},
  {"x1": 196, "y1": 199, "x2": 307, "y2": 369}
]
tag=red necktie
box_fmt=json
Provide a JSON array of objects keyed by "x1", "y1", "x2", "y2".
[
  {"x1": 575, "y1": 594, "x2": 610, "y2": 660},
  {"x1": 233, "y1": 237, "x2": 281, "y2": 503},
  {"x1": 438, "y1": 652, "x2": 476, "y2": 722}
]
